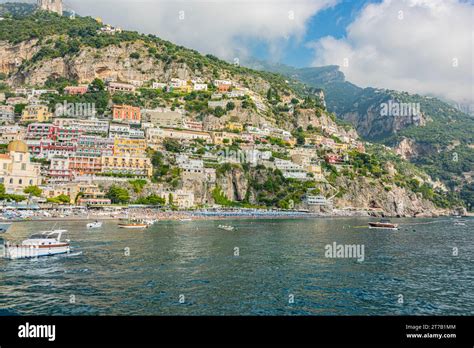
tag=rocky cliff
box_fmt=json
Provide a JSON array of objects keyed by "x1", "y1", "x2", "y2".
[{"x1": 333, "y1": 176, "x2": 437, "y2": 217}]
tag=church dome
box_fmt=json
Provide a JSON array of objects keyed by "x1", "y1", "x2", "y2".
[{"x1": 8, "y1": 140, "x2": 29, "y2": 153}]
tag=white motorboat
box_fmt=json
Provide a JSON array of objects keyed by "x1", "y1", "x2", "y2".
[
  {"x1": 218, "y1": 225, "x2": 235, "y2": 231},
  {"x1": 4, "y1": 230, "x2": 70, "y2": 260},
  {"x1": 454, "y1": 220, "x2": 466, "y2": 226},
  {"x1": 87, "y1": 221, "x2": 103, "y2": 229}
]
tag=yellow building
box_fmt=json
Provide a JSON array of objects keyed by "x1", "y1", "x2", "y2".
[
  {"x1": 42, "y1": 182, "x2": 110, "y2": 205},
  {"x1": 334, "y1": 143, "x2": 349, "y2": 152},
  {"x1": 113, "y1": 138, "x2": 147, "y2": 157},
  {"x1": 226, "y1": 122, "x2": 244, "y2": 132},
  {"x1": 211, "y1": 131, "x2": 242, "y2": 145},
  {"x1": 305, "y1": 135, "x2": 324, "y2": 146},
  {"x1": 101, "y1": 155, "x2": 152, "y2": 178},
  {"x1": 174, "y1": 84, "x2": 193, "y2": 93},
  {"x1": 159, "y1": 190, "x2": 195, "y2": 209},
  {"x1": 20, "y1": 105, "x2": 52, "y2": 123},
  {"x1": 0, "y1": 141, "x2": 41, "y2": 194}
]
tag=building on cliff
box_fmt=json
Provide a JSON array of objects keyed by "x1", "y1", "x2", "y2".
[{"x1": 37, "y1": 0, "x2": 63, "y2": 16}]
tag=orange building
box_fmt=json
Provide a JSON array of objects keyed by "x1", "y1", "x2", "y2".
[{"x1": 112, "y1": 105, "x2": 141, "y2": 124}]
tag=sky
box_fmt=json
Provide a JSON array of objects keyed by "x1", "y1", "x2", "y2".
[{"x1": 5, "y1": 0, "x2": 474, "y2": 104}]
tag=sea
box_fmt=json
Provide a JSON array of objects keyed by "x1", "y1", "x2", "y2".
[{"x1": 0, "y1": 217, "x2": 472, "y2": 315}]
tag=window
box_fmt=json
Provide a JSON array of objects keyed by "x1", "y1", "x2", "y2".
[{"x1": 21, "y1": 164, "x2": 26, "y2": 171}]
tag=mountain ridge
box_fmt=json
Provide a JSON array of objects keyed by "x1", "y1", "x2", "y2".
[
  {"x1": 243, "y1": 58, "x2": 474, "y2": 210},
  {"x1": 0, "y1": 5, "x2": 467, "y2": 214}
]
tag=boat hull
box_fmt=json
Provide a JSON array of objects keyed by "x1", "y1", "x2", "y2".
[
  {"x1": 118, "y1": 224, "x2": 148, "y2": 229},
  {"x1": 87, "y1": 223, "x2": 103, "y2": 229},
  {"x1": 369, "y1": 226, "x2": 398, "y2": 231},
  {"x1": 4, "y1": 245, "x2": 70, "y2": 260}
]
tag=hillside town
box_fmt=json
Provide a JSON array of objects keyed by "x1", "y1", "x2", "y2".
[
  {"x1": 0, "y1": 75, "x2": 367, "y2": 216},
  {"x1": 1, "y1": 1, "x2": 452, "y2": 220}
]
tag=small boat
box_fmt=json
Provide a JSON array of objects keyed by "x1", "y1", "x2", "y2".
[
  {"x1": 368, "y1": 219, "x2": 399, "y2": 230},
  {"x1": 0, "y1": 228, "x2": 6, "y2": 234},
  {"x1": 87, "y1": 221, "x2": 103, "y2": 229},
  {"x1": 4, "y1": 230, "x2": 70, "y2": 260},
  {"x1": 118, "y1": 219, "x2": 148, "y2": 229},
  {"x1": 180, "y1": 218, "x2": 192, "y2": 222},
  {"x1": 218, "y1": 225, "x2": 235, "y2": 231},
  {"x1": 454, "y1": 219, "x2": 467, "y2": 226}
]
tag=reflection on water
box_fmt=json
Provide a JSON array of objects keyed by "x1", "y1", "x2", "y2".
[{"x1": 0, "y1": 218, "x2": 472, "y2": 315}]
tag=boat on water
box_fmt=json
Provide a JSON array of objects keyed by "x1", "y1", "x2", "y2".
[
  {"x1": 180, "y1": 218, "x2": 192, "y2": 222},
  {"x1": 454, "y1": 219, "x2": 467, "y2": 226},
  {"x1": 87, "y1": 221, "x2": 103, "y2": 229},
  {"x1": 118, "y1": 219, "x2": 148, "y2": 229},
  {"x1": 3, "y1": 230, "x2": 70, "y2": 260},
  {"x1": 368, "y1": 219, "x2": 399, "y2": 230},
  {"x1": 218, "y1": 225, "x2": 235, "y2": 231}
]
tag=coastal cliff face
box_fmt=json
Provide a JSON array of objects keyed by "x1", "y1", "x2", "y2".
[
  {"x1": 0, "y1": 39, "x2": 39, "y2": 75},
  {"x1": 5, "y1": 41, "x2": 195, "y2": 86},
  {"x1": 340, "y1": 104, "x2": 427, "y2": 140},
  {"x1": 394, "y1": 137, "x2": 438, "y2": 160},
  {"x1": 333, "y1": 176, "x2": 436, "y2": 217},
  {"x1": 216, "y1": 167, "x2": 250, "y2": 202}
]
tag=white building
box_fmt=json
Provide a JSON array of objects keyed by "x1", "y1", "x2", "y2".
[
  {"x1": 170, "y1": 78, "x2": 188, "y2": 88},
  {"x1": 213, "y1": 79, "x2": 233, "y2": 86},
  {"x1": 0, "y1": 105, "x2": 15, "y2": 124},
  {"x1": 274, "y1": 159, "x2": 309, "y2": 180},
  {"x1": 193, "y1": 83, "x2": 208, "y2": 91},
  {"x1": 306, "y1": 195, "x2": 329, "y2": 206},
  {"x1": 0, "y1": 125, "x2": 26, "y2": 144},
  {"x1": 109, "y1": 123, "x2": 131, "y2": 138},
  {"x1": 152, "y1": 82, "x2": 168, "y2": 89}
]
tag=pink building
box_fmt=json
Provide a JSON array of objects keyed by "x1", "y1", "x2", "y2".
[{"x1": 64, "y1": 85, "x2": 89, "y2": 95}]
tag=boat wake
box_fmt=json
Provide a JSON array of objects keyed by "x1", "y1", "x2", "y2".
[{"x1": 66, "y1": 251, "x2": 83, "y2": 257}]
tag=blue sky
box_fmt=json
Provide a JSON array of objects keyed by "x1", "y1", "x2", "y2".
[
  {"x1": 257, "y1": 0, "x2": 381, "y2": 67},
  {"x1": 3, "y1": 0, "x2": 472, "y2": 103}
]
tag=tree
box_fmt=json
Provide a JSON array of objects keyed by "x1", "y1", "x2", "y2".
[
  {"x1": 89, "y1": 78, "x2": 105, "y2": 92},
  {"x1": 212, "y1": 106, "x2": 225, "y2": 117},
  {"x1": 47, "y1": 195, "x2": 71, "y2": 204},
  {"x1": 135, "y1": 194, "x2": 165, "y2": 206},
  {"x1": 129, "y1": 179, "x2": 147, "y2": 194},
  {"x1": 24, "y1": 185, "x2": 42, "y2": 197},
  {"x1": 163, "y1": 139, "x2": 182, "y2": 153},
  {"x1": 106, "y1": 185, "x2": 130, "y2": 204},
  {"x1": 226, "y1": 102, "x2": 235, "y2": 111}
]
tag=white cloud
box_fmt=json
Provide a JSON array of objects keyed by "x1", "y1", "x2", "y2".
[
  {"x1": 64, "y1": 0, "x2": 336, "y2": 61},
  {"x1": 309, "y1": 0, "x2": 474, "y2": 104}
]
